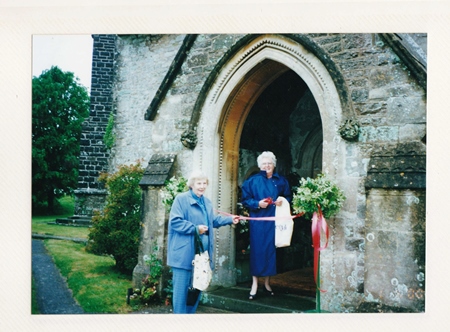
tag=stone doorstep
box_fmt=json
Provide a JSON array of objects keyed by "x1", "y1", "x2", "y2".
[{"x1": 200, "y1": 286, "x2": 317, "y2": 314}]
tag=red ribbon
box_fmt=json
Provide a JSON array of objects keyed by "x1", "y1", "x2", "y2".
[
  {"x1": 219, "y1": 207, "x2": 327, "y2": 291},
  {"x1": 217, "y1": 210, "x2": 304, "y2": 221},
  {"x1": 311, "y1": 205, "x2": 329, "y2": 292}
]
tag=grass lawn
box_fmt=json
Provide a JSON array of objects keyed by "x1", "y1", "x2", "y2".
[
  {"x1": 31, "y1": 276, "x2": 40, "y2": 314},
  {"x1": 33, "y1": 196, "x2": 136, "y2": 314},
  {"x1": 32, "y1": 196, "x2": 89, "y2": 239},
  {"x1": 44, "y1": 239, "x2": 134, "y2": 314}
]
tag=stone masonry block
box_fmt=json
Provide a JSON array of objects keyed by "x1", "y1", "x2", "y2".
[
  {"x1": 359, "y1": 126, "x2": 398, "y2": 143},
  {"x1": 399, "y1": 124, "x2": 426, "y2": 142},
  {"x1": 386, "y1": 97, "x2": 426, "y2": 124}
]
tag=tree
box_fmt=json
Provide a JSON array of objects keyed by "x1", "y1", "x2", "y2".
[{"x1": 32, "y1": 66, "x2": 90, "y2": 214}]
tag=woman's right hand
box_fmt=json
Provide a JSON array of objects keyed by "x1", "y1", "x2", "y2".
[
  {"x1": 198, "y1": 225, "x2": 209, "y2": 234},
  {"x1": 258, "y1": 199, "x2": 269, "y2": 209}
]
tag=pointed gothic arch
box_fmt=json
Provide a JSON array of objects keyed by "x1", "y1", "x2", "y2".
[{"x1": 193, "y1": 34, "x2": 351, "y2": 287}]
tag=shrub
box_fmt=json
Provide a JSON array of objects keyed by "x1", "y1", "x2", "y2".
[
  {"x1": 161, "y1": 176, "x2": 188, "y2": 210},
  {"x1": 87, "y1": 162, "x2": 144, "y2": 274}
]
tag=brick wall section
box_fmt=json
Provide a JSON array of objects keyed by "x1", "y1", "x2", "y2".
[{"x1": 77, "y1": 34, "x2": 116, "y2": 191}]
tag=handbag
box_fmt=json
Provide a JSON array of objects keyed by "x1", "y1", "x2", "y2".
[
  {"x1": 274, "y1": 196, "x2": 294, "y2": 248},
  {"x1": 191, "y1": 229, "x2": 212, "y2": 291},
  {"x1": 186, "y1": 287, "x2": 200, "y2": 306}
]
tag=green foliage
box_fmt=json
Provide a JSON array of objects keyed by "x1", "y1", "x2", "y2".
[
  {"x1": 236, "y1": 202, "x2": 250, "y2": 233},
  {"x1": 163, "y1": 277, "x2": 173, "y2": 301},
  {"x1": 235, "y1": 202, "x2": 250, "y2": 253},
  {"x1": 104, "y1": 112, "x2": 116, "y2": 149},
  {"x1": 292, "y1": 174, "x2": 346, "y2": 220},
  {"x1": 31, "y1": 277, "x2": 40, "y2": 314},
  {"x1": 87, "y1": 162, "x2": 144, "y2": 274},
  {"x1": 130, "y1": 244, "x2": 164, "y2": 305},
  {"x1": 32, "y1": 195, "x2": 89, "y2": 242},
  {"x1": 161, "y1": 176, "x2": 188, "y2": 210},
  {"x1": 145, "y1": 246, "x2": 163, "y2": 282},
  {"x1": 32, "y1": 195, "x2": 75, "y2": 219},
  {"x1": 32, "y1": 66, "x2": 90, "y2": 213}
]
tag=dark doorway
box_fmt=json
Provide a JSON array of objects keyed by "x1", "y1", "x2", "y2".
[{"x1": 237, "y1": 68, "x2": 322, "y2": 297}]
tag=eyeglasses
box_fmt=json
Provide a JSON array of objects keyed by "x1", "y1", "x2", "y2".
[{"x1": 261, "y1": 162, "x2": 274, "y2": 166}]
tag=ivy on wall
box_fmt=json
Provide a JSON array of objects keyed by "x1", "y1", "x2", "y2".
[{"x1": 104, "y1": 112, "x2": 116, "y2": 150}]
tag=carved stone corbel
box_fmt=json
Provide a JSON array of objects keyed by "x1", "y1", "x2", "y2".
[
  {"x1": 339, "y1": 119, "x2": 360, "y2": 141},
  {"x1": 181, "y1": 129, "x2": 197, "y2": 149}
]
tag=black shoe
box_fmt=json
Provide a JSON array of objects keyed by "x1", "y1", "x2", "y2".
[
  {"x1": 249, "y1": 293, "x2": 257, "y2": 300},
  {"x1": 264, "y1": 286, "x2": 274, "y2": 296}
]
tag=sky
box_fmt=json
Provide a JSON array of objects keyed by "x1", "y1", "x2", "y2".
[{"x1": 32, "y1": 34, "x2": 93, "y2": 91}]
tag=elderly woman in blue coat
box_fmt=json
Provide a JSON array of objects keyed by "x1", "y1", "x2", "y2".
[
  {"x1": 167, "y1": 171, "x2": 240, "y2": 314},
  {"x1": 241, "y1": 151, "x2": 292, "y2": 300}
]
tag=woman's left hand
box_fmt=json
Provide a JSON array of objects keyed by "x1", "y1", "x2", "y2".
[
  {"x1": 274, "y1": 199, "x2": 283, "y2": 206},
  {"x1": 232, "y1": 216, "x2": 240, "y2": 224}
]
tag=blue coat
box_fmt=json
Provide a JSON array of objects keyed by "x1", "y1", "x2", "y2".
[
  {"x1": 167, "y1": 190, "x2": 233, "y2": 271},
  {"x1": 241, "y1": 171, "x2": 292, "y2": 214},
  {"x1": 241, "y1": 171, "x2": 292, "y2": 276}
]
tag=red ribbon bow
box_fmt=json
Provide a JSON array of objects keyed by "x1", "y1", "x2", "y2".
[
  {"x1": 311, "y1": 205, "x2": 329, "y2": 292},
  {"x1": 263, "y1": 197, "x2": 274, "y2": 205}
]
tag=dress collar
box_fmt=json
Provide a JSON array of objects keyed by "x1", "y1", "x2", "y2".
[{"x1": 259, "y1": 170, "x2": 279, "y2": 179}]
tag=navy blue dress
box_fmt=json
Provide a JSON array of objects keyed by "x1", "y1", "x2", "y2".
[{"x1": 241, "y1": 171, "x2": 292, "y2": 276}]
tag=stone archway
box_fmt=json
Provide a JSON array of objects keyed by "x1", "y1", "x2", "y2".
[{"x1": 193, "y1": 34, "x2": 348, "y2": 287}]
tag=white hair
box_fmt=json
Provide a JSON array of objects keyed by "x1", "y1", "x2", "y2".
[
  {"x1": 187, "y1": 170, "x2": 209, "y2": 188},
  {"x1": 257, "y1": 151, "x2": 277, "y2": 167}
]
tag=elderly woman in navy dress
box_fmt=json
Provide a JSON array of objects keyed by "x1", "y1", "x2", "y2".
[
  {"x1": 167, "y1": 171, "x2": 240, "y2": 313},
  {"x1": 241, "y1": 151, "x2": 292, "y2": 300}
]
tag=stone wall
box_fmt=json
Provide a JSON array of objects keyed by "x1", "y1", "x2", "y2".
[
  {"x1": 109, "y1": 34, "x2": 246, "y2": 175},
  {"x1": 305, "y1": 33, "x2": 426, "y2": 313},
  {"x1": 74, "y1": 35, "x2": 117, "y2": 216},
  {"x1": 81, "y1": 33, "x2": 426, "y2": 312},
  {"x1": 364, "y1": 189, "x2": 425, "y2": 311},
  {"x1": 110, "y1": 35, "x2": 184, "y2": 168},
  {"x1": 110, "y1": 33, "x2": 426, "y2": 174}
]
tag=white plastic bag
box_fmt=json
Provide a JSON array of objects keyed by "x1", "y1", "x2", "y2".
[
  {"x1": 275, "y1": 196, "x2": 294, "y2": 248},
  {"x1": 192, "y1": 250, "x2": 212, "y2": 291}
]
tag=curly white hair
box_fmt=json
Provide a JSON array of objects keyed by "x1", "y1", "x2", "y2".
[
  {"x1": 256, "y1": 151, "x2": 277, "y2": 168},
  {"x1": 187, "y1": 170, "x2": 209, "y2": 188}
]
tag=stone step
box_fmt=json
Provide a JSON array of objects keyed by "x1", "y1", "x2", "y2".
[
  {"x1": 50, "y1": 216, "x2": 92, "y2": 227},
  {"x1": 201, "y1": 286, "x2": 318, "y2": 313}
]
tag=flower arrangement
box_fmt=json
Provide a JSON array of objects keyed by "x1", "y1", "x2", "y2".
[
  {"x1": 291, "y1": 174, "x2": 346, "y2": 298},
  {"x1": 161, "y1": 176, "x2": 188, "y2": 210},
  {"x1": 292, "y1": 174, "x2": 346, "y2": 220}
]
